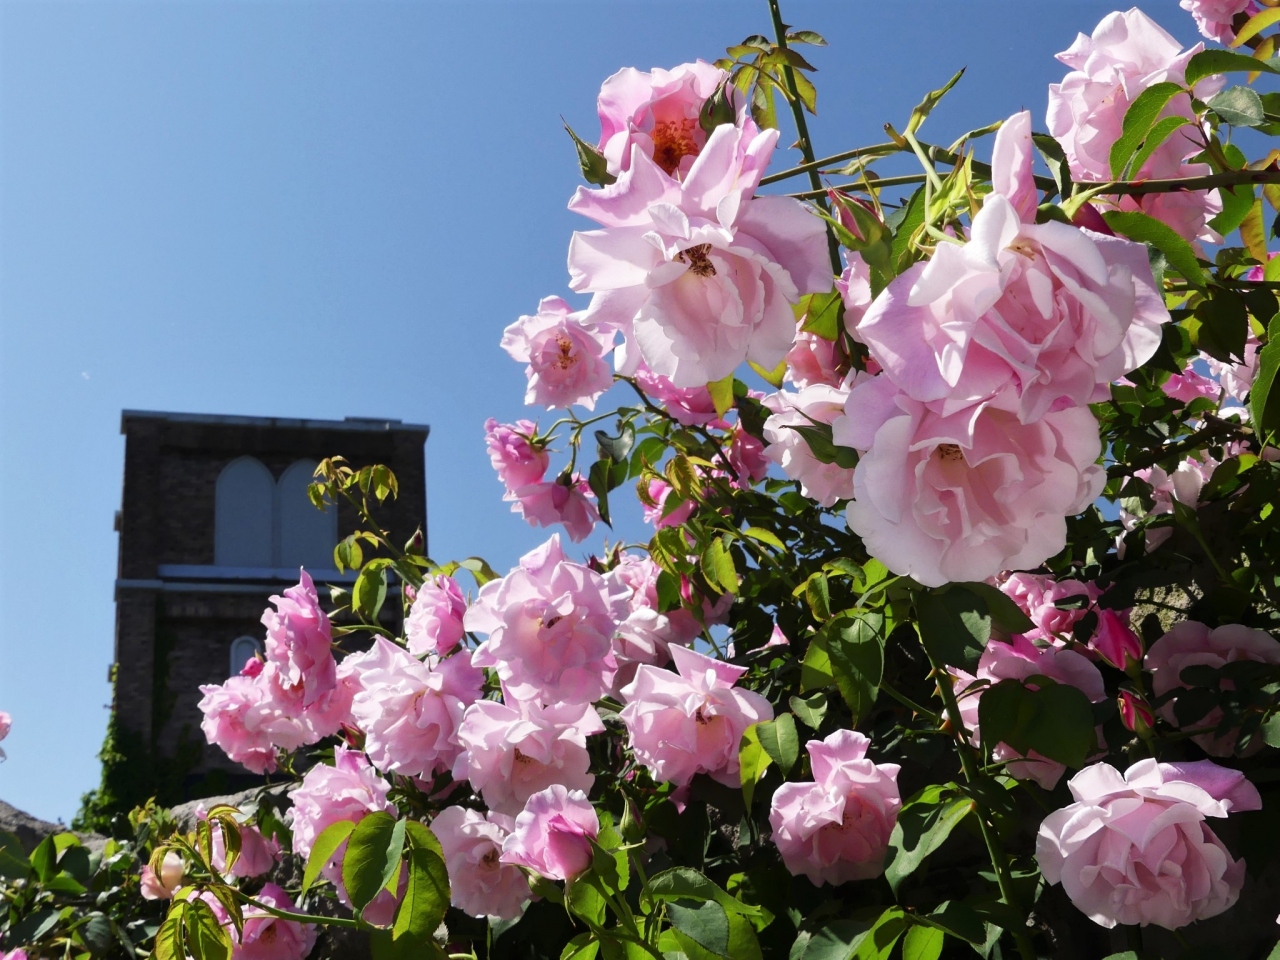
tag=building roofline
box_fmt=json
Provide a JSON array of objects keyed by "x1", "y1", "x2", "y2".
[{"x1": 120, "y1": 409, "x2": 429, "y2": 436}]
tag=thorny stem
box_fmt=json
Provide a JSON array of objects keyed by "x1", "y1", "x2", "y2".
[{"x1": 922, "y1": 645, "x2": 1038, "y2": 960}]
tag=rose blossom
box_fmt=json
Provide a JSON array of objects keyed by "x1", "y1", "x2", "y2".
[
  {"x1": 834, "y1": 375, "x2": 1106, "y2": 589},
  {"x1": 454, "y1": 699, "x2": 605, "y2": 816},
  {"x1": 234, "y1": 883, "x2": 317, "y2": 960},
  {"x1": 1145, "y1": 621, "x2": 1280, "y2": 755},
  {"x1": 596, "y1": 61, "x2": 729, "y2": 178},
  {"x1": 999, "y1": 572, "x2": 1099, "y2": 641},
  {"x1": 1091, "y1": 608, "x2": 1143, "y2": 669},
  {"x1": 1181, "y1": 0, "x2": 1259, "y2": 44},
  {"x1": 508, "y1": 476, "x2": 600, "y2": 543},
  {"x1": 784, "y1": 253, "x2": 871, "y2": 390},
  {"x1": 433, "y1": 806, "x2": 531, "y2": 920},
  {"x1": 1, "y1": 951, "x2": 28, "y2": 960},
  {"x1": 262, "y1": 570, "x2": 337, "y2": 709},
  {"x1": 1205, "y1": 330, "x2": 1261, "y2": 404},
  {"x1": 769, "y1": 730, "x2": 901, "y2": 885},
  {"x1": 286, "y1": 745, "x2": 396, "y2": 861},
  {"x1": 633, "y1": 364, "x2": 720, "y2": 425},
  {"x1": 140, "y1": 851, "x2": 184, "y2": 900},
  {"x1": 0, "y1": 711, "x2": 9, "y2": 761},
  {"x1": 1119, "y1": 690, "x2": 1156, "y2": 732},
  {"x1": 1036, "y1": 758, "x2": 1260, "y2": 929},
  {"x1": 952, "y1": 635, "x2": 1107, "y2": 788},
  {"x1": 1121, "y1": 452, "x2": 1220, "y2": 553},
  {"x1": 856, "y1": 111, "x2": 1168, "y2": 424},
  {"x1": 206, "y1": 813, "x2": 280, "y2": 879},
  {"x1": 406, "y1": 574, "x2": 467, "y2": 656},
  {"x1": 1163, "y1": 367, "x2": 1221, "y2": 404},
  {"x1": 198, "y1": 661, "x2": 309, "y2": 774},
  {"x1": 605, "y1": 553, "x2": 701, "y2": 688},
  {"x1": 620, "y1": 644, "x2": 773, "y2": 787},
  {"x1": 485, "y1": 418, "x2": 549, "y2": 491},
  {"x1": 641, "y1": 477, "x2": 696, "y2": 529},
  {"x1": 467, "y1": 535, "x2": 619, "y2": 704},
  {"x1": 502, "y1": 296, "x2": 616, "y2": 410},
  {"x1": 567, "y1": 120, "x2": 831, "y2": 388},
  {"x1": 1048, "y1": 9, "x2": 1223, "y2": 245},
  {"x1": 726, "y1": 426, "x2": 769, "y2": 486},
  {"x1": 350, "y1": 638, "x2": 483, "y2": 779},
  {"x1": 762, "y1": 380, "x2": 857, "y2": 507},
  {"x1": 500, "y1": 785, "x2": 600, "y2": 881}
]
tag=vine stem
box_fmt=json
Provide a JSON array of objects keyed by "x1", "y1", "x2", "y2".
[
  {"x1": 921, "y1": 645, "x2": 1038, "y2": 960},
  {"x1": 765, "y1": 0, "x2": 842, "y2": 277},
  {"x1": 228, "y1": 887, "x2": 361, "y2": 929},
  {"x1": 1106, "y1": 415, "x2": 1248, "y2": 479}
]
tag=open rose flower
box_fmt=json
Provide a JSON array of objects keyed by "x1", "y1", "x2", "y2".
[
  {"x1": 1181, "y1": 0, "x2": 1260, "y2": 45},
  {"x1": 769, "y1": 730, "x2": 901, "y2": 885},
  {"x1": 763, "y1": 379, "x2": 860, "y2": 507},
  {"x1": 568, "y1": 120, "x2": 831, "y2": 388},
  {"x1": 507, "y1": 476, "x2": 600, "y2": 543},
  {"x1": 500, "y1": 785, "x2": 600, "y2": 881},
  {"x1": 485, "y1": 418, "x2": 549, "y2": 492},
  {"x1": 1145, "y1": 621, "x2": 1280, "y2": 755},
  {"x1": 998, "y1": 572, "x2": 1099, "y2": 642},
  {"x1": 406, "y1": 574, "x2": 467, "y2": 656},
  {"x1": 605, "y1": 553, "x2": 701, "y2": 690},
  {"x1": 233, "y1": 883, "x2": 317, "y2": 960},
  {"x1": 140, "y1": 851, "x2": 184, "y2": 900},
  {"x1": 641, "y1": 477, "x2": 695, "y2": 529},
  {"x1": 434, "y1": 806, "x2": 531, "y2": 920},
  {"x1": 619, "y1": 645, "x2": 773, "y2": 786},
  {"x1": 502, "y1": 296, "x2": 616, "y2": 410},
  {"x1": 206, "y1": 812, "x2": 280, "y2": 879},
  {"x1": 262, "y1": 570, "x2": 337, "y2": 708},
  {"x1": 1037, "y1": 759, "x2": 1260, "y2": 929},
  {"x1": 198, "y1": 660, "x2": 310, "y2": 774},
  {"x1": 835, "y1": 375, "x2": 1105, "y2": 588}
]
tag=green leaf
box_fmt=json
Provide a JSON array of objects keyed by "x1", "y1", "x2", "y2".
[
  {"x1": 1102, "y1": 209, "x2": 1206, "y2": 288},
  {"x1": 977, "y1": 678, "x2": 1097, "y2": 767},
  {"x1": 644, "y1": 867, "x2": 762, "y2": 916},
  {"x1": 1210, "y1": 182, "x2": 1257, "y2": 236},
  {"x1": 78, "y1": 912, "x2": 114, "y2": 956},
  {"x1": 702, "y1": 536, "x2": 738, "y2": 595},
  {"x1": 29, "y1": 833, "x2": 56, "y2": 881},
  {"x1": 1127, "y1": 115, "x2": 1192, "y2": 177},
  {"x1": 915, "y1": 588, "x2": 990, "y2": 671},
  {"x1": 801, "y1": 632, "x2": 835, "y2": 692},
  {"x1": 889, "y1": 187, "x2": 927, "y2": 273},
  {"x1": 918, "y1": 901, "x2": 986, "y2": 944},
  {"x1": 756, "y1": 714, "x2": 800, "y2": 775},
  {"x1": 564, "y1": 121, "x2": 616, "y2": 187},
  {"x1": 741, "y1": 526, "x2": 785, "y2": 551},
  {"x1": 1100, "y1": 954, "x2": 1140, "y2": 960},
  {"x1": 0, "y1": 830, "x2": 30, "y2": 880},
  {"x1": 353, "y1": 563, "x2": 388, "y2": 621},
  {"x1": 561, "y1": 934, "x2": 601, "y2": 960},
  {"x1": 907, "y1": 68, "x2": 965, "y2": 134},
  {"x1": 152, "y1": 905, "x2": 186, "y2": 960},
  {"x1": 805, "y1": 573, "x2": 831, "y2": 620},
  {"x1": 825, "y1": 614, "x2": 884, "y2": 725},
  {"x1": 708, "y1": 375, "x2": 736, "y2": 418},
  {"x1": 302, "y1": 819, "x2": 355, "y2": 896},
  {"x1": 953, "y1": 581, "x2": 1034, "y2": 635},
  {"x1": 1032, "y1": 133, "x2": 1072, "y2": 198},
  {"x1": 884, "y1": 787, "x2": 974, "y2": 894},
  {"x1": 595, "y1": 423, "x2": 635, "y2": 463},
  {"x1": 1209, "y1": 85, "x2": 1265, "y2": 127},
  {"x1": 379, "y1": 818, "x2": 408, "y2": 896},
  {"x1": 853, "y1": 908, "x2": 907, "y2": 960},
  {"x1": 184, "y1": 898, "x2": 232, "y2": 960},
  {"x1": 739, "y1": 725, "x2": 772, "y2": 808},
  {"x1": 901, "y1": 926, "x2": 944, "y2": 960},
  {"x1": 1108, "y1": 82, "x2": 1184, "y2": 179},
  {"x1": 588, "y1": 458, "x2": 628, "y2": 527},
  {"x1": 783, "y1": 420, "x2": 858, "y2": 469},
  {"x1": 670, "y1": 900, "x2": 730, "y2": 956},
  {"x1": 1185, "y1": 49, "x2": 1280, "y2": 89},
  {"x1": 1253, "y1": 317, "x2": 1280, "y2": 441},
  {"x1": 799, "y1": 289, "x2": 844, "y2": 341},
  {"x1": 1190, "y1": 288, "x2": 1249, "y2": 364},
  {"x1": 789, "y1": 920, "x2": 875, "y2": 960},
  {"x1": 566, "y1": 877, "x2": 607, "y2": 928},
  {"x1": 342, "y1": 811, "x2": 399, "y2": 916},
  {"x1": 790, "y1": 691, "x2": 828, "y2": 730}
]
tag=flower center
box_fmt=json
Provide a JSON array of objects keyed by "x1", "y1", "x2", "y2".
[
  {"x1": 651, "y1": 118, "x2": 701, "y2": 175},
  {"x1": 552, "y1": 334, "x2": 578, "y2": 371},
  {"x1": 1007, "y1": 238, "x2": 1037, "y2": 259},
  {"x1": 514, "y1": 748, "x2": 534, "y2": 764},
  {"x1": 936, "y1": 443, "x2": 965, "y2": 463},
  {"x1": 677, "y1": 243, "x2": 716, "y2": 278}
]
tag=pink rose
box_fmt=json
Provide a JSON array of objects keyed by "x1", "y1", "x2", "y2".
[
  {"x1": 1090, "y1": 609, "x2": 1143, "y2": 669},
  {"x1": 500, "y1": 785, "x2": 600, "y2": 881},
  {"x1": 262, "y1": 570, "x2": 337, "y2": 709},
  {"x1": 1145, "y1": 621, "x2": 1280, "y2": 755},
  {"x1": 1162, "y1": 368, "x2": 1221, "y2": 404},
  {"x1": 1181, "y1": 0, "x2": 1259, "y2": 44},
  {"x1": 485, "y1": 418, "x2": 549, "y2": 492},
  {"x1": 1205, "y1": 331, "x2": 1261, "y2": 403},
  {"x1": 467, "y1": 535, "x2": 618, "y2": 704},
  {"x1": 453, "y1": 699, "x2": 604, "y2": 816},
  {"x1": 567, "y1": 122, "x2": 831, "y2": 388},
  {"x1": 507, "y1": 476, "x2": 600, "y2": 543},
  {"x1": 207, "y1": 814, "x2": 280, "y2": 879},
  {"x1": 286, "y1": 745, "x2": 396, "y2": 861},
  {"x1": 596, "y1": 61, "x2": 730, "y2": 177},
  {"x1": 641, "y1": 477, "x2": 695, "y2": 529},
  {"x1": 633, "y1": 365, "x2": 721, "y2": 426},
  {"x1": 433, "y1": 806, "x2": 531, "y2": 920},
  {"x1": 233, "y1": 883, "x2": 316, "y2": 960},
  {"x1": 1121, "y1": 452, "x2": 1220, "y2": 553},
  {"x1": 857, "y1": 111, "x2": 1168, "y2": 425},
  {"x1": 1, "y1": 951, "x2": 28, "y2": 960},
  {"x1": 502, "y1": 296, "x2": 616, "y2": 410},
  {"x1": 726, "y1": 426, "x2": 769, "y2": 486},
  {"x1": 605, "y1": 554, "x2": 701, "y2": 689},
  {"x1": 1119, "y1": 690, "x2": 1156, "y2": 732},
  {"x1": 619, "y1": 645, "x2": 773, "y2": 787},
  {"x1": 998, "y1": 572, "x2": 1099, "y2": 641},
  {"x1": 763, "y1": 381, "x2": 858, "y2": 508},
  {"x1": 406, "y1": 574, "x2": 467, "y2": 656},
  {"x1": 350, "y1": 638, "x2": 483, "y2": 779},
  {"x1": 1036, "y1": 759, "x2": 1259, "y2": 929},
  {"x1": 953, "y1": 635, "x2": 1106, "y2": 788},
  {"x1": 0, "y1": 711, "x2": 9, "y2": 762},
  {"x1": 139, "y1": 851, "x2": 184, "y2": 900},
  {"x1": 198, "y1": 662, "x2": 309, "y2": 774},
  {"x1": 768, "y1": 730, "x2": 901, "y2": 886},
  {"x1": 835, "y1": 375, "x2": 1105, "y2": 589},
  {"x1": 1048, "y1": 9, "x2": 1223, "y2": 245}
]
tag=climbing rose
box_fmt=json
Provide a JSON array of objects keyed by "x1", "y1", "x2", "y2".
[
  {"x1": 484, "y1": 418, "x2": 549, "y2": 492},
  {"x1": 633, "y1": 365, "x2": 721, "y2": 425},
  {"x1": 197, "y1": 661, "x2": 308, "y2": 775},
  {"x1": 500, "y1": 785, "x2": 600, "y2": 881},
  {"x1": 406, "y1": 574, "x2": 467, "y2": 656},
  {"x1": 509, "y1": 476, "x2": 600, "y2": 543},
  {"x1": 1090, "y1": 608, "x2": 1143, "y2": 669},
  {"x1": 433, "y1": 806, "x2": 531, "y2": 921},
  {"x1": 467, "y1": 535, "x2": 618, "y2": 704},
  {"x1": 1145, "y1": 621, "x2": 1280, "y2": 755},
  {"x1": 1036, "y1": 759, "x2": 1260, "y2": 929},
  {"x1": 1205, "y1": 330, "x2": 1261, "y2": 403},
  {"x1": 453, "y1": 699, "x2": 605, "y2": 816},
  {"x1": 262, "y1": 570, "x2": 337, "y2": 709},
  {"x1": 834, "y1": 375, "x2": 1106, "y2": 588},
  {"x1": 286, "y1": 745, "x2": 395, "y2": 861},
  {"x1": 856, "y1": 110, "x2": 1168, "y2": 424},
  {"x1": 596, "y1": 61, "x2": 729, "y2": 177},
  {"x1": 605, "y1": 553, "x2": 701, "y2": 689},
  {"x1": 763, "y1": 380, "x2": 859, "y2": 508},
  {"x1": 641, "y1": 477, "x2": 696, "y2": 529},
  {"x1": 350, "y1": 638, "x2": 483, "y2": 779},
  {"x1": 208, "y1": 815, "x2": 280, "y2": 879},
  {"x1": 1162, "y1": 367, "x2": 1221, "y2": 404},
  {"x1": 998, "y1": 572, "x2": 1098, "y2": 642},
  {"x1": 567, "y1": 121, "x2": 831, "y2": 387},
  {"x1": 619, "y1": 645, "x2": 773, "y2": 787},
  {"x1": 502, "y1": 296, "x2": 616, "y2": 410},
  {"x1": 768, "y1": 730, "x2": 901, "y2": 886},
  {"x1": 139, "y1": 852, "x2": 184, "y2": 900},
  {"x1": 233, "y1": 883, "x2": 316, "y2": 960},
  {"x1": 784, "y1": 253, "x2": 871, "y2": 389},
  {"x1": 1181, "y1": 0, "x2": 1259, "y2": 44}
]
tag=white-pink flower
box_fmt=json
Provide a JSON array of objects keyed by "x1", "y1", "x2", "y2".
[
  {"x1": 350, "y1": 638, "x2": 483, "y2": 779},
  {"x1": 502, "y1": 296, "x2": 616, "y2": 410},
  {"x1": 1205, "y1": 331, "x2": 1261, "y2": 403},
  {"x1": 467, "y1": 535, "x2": 618, "y2": 705},
  {"x1": 835, "y1": 375, "x2": 1106, "y2": 588},
  {"x1": 406, "y1": 574, "x2": 467, "y2": 656},
  {"x1": 198, "y1": 660, "x2": 309, "y2": 774},
  {"x1": 433, "y1": 806, "x2": 531, "y2": 920},
  {"x1": 999, "y1": 572, "x2": 1100, "y2": 642},
  {"x1": 605, "y1": 554, "x2": 701, "y2": 682},
  {"x1": 262, "y1": 570, "x2": 337, "y2": 709},
  {"x1": 763, "y1": 379, "x2": 860, "y2": 508},
  {"x1": 1181, "y1": 0, "x2": 1259, "y2": 46},
  {"x1": 640, "y1": 477, "x2": 695, "y2": 529},
  {"x1": 453, "y1": 699, "x2": 604, "y2": 816},
  {"x1": 233, "y1": 883, "x2": 317, "y2": 960},
  {"x1": 1037, "y1": 759, "x2": 1259, "y2": 928},
  {"x1": 485, "y1": 418, "x2": 550, "y2": 492},
  {"x1": 633, "y1": 364, "x2": 721, "y2": 425},
  {"x1": 768, "y1": 730, "x2": 901, "y2": 885},
  {"x1": 568, "y1": 122, "x2": 831, "y2": 388},
  {"x1": 619, "y1": 645, "x2": 773, "y2": 787},
  {"x1": 286, "y1": 745, "x2": 396, "y2": 861},
  {"x1": 500, "y1": 785, "x2": 600, "y2": 881},
  {"x1": 507, "y1": 476, "x2": 600, "y2": 543}
]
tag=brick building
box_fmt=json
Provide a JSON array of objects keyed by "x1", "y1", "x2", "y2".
[{"x1": 105, "y1": 410, "x2": 428, "y2": 804}]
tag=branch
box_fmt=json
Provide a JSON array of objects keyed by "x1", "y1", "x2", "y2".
[
  {"x1": 1076, "y1": 167, "x2": 1280, "y2": 197},
  {"x1": 1107, "y1": 416, "x2": 1248, "y2": 480}
]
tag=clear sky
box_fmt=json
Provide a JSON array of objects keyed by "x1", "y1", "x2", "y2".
[{"x1": 0, "y1": 0, "x2": 1201, "y2": 822}]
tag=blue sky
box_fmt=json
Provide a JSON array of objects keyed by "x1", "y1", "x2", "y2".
[{"x1": 0, "y1": 0, "x2": 1201, "y2": 822}]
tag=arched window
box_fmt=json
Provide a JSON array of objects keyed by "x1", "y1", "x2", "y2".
[
  {"x1": 214, "y1": 457, "x2": 275, "y2": 567},
  {"x1": 278, "y1": 459, "x2": 336, "y2": 570},
  {"x1": 229, "y1": 635, "x2": 264, "y2": 677}
]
